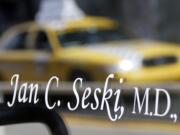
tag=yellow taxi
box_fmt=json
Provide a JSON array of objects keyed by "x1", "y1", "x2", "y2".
[{"x1": 0, "y1": 16, "x2": 180, "y2": 82}]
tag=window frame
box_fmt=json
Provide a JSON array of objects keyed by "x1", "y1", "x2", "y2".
[{"x1": 27, "y1": 27, "x2": 52, "y2": 52}]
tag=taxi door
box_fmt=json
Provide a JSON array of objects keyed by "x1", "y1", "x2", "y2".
[{"x1": 0, "y1": 27, "x2": 54, "y2": 81}]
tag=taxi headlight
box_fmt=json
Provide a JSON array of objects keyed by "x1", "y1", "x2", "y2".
[
  {"x1": 104, "y1": 59, "x2": 141, "y2": 73},
  {"x1": 118, "y1": 60, "x2": 134, "y2": 72}
]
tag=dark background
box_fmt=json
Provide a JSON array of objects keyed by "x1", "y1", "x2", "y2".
[{"x1": 0, "y1": 0, "x2": 180, "y2": 43}]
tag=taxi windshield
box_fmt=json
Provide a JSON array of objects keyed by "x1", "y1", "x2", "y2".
[{"x1": 58, "y1": 28, "x2": 130, "y2": 47}]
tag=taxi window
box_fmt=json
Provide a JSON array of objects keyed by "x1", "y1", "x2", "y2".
[
  {"x1": 59, "y1": 29, "x2": 129, "y2": 47},
  {"x1": 34, "y1": 31, "x2": 51, "y2": 51},
  {"x1": 3, "y1": 31, "x2": 27, "y2": 50}
]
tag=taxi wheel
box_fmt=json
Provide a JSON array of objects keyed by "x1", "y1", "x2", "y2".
[{"x1": 69, "y1": 70, "x2": 92, "y2": 82}]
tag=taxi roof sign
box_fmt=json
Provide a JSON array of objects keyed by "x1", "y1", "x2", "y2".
[{"x1": 36, "y1": 0, "x2": 85, "y2": 24}]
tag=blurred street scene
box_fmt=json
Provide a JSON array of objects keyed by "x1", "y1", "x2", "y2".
[{"x1": 0, "y1": 0, "x2": 180, "y2": 135}]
